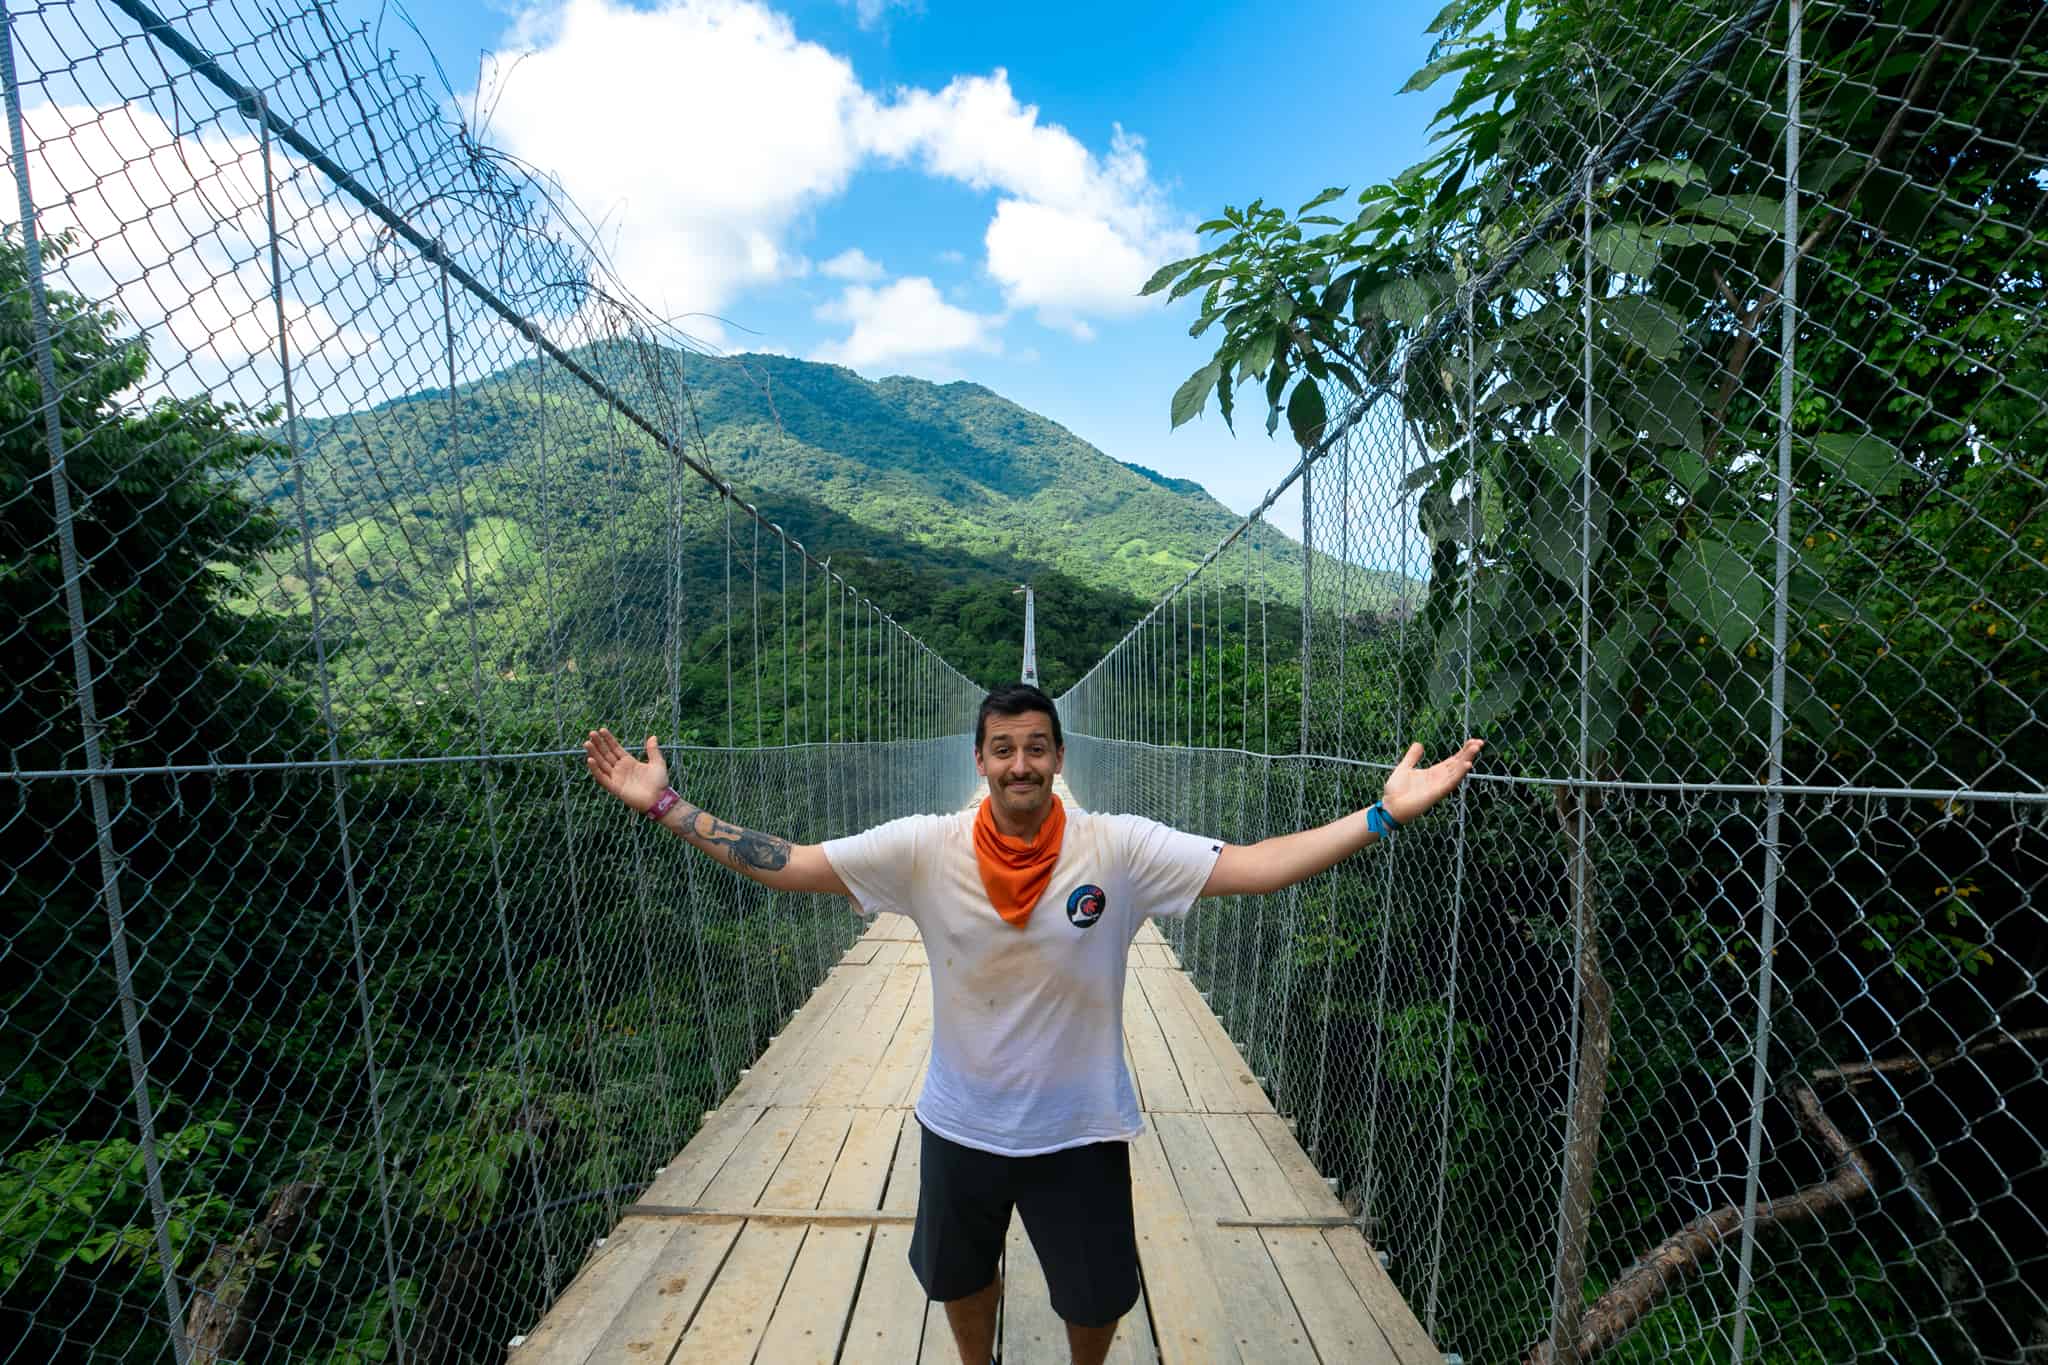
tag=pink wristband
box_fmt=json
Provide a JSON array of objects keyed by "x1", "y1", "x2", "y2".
[{"x1": 646, "y1": 788, "x2": 682, "y2": 822}]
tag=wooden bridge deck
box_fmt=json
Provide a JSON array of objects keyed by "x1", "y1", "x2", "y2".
[{"x1": 511, "y1": 912, "x2": 1436, "y2": 1365}]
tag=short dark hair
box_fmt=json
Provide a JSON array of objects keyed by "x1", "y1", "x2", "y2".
[{"x1": 976, "y1": 683, "x2": 1063, "y2": 752}]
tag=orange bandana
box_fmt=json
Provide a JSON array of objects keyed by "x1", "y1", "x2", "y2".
[{"x1": 971, "y1": 795, "x2": 1066, "y2": 928}]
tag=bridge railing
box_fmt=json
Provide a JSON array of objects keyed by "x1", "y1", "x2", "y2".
[
  {"x1": 1059, "y1": 4, "x2": 2044, "y2": 1362},
  {"x1": 1, "y1": 3, "x2": 981, "y2": 1360}
]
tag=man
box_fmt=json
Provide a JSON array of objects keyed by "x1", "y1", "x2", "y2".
[{"x1": 584, "y1": 682, "x2": 1482, "y2": 1365}]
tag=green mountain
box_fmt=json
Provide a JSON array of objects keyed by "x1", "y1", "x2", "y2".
[{"x1": 241, "y1": 343, "x2": 1409, "y2": 727}]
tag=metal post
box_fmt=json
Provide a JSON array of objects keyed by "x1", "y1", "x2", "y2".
[
  {"x1": 1731, "y1": 9, "x2": 1800, "y2": 1359},
  {"x1": 2, "y1": 27, "x2": 192, "y2": 1360}
]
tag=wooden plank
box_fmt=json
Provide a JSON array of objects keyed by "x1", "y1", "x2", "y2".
[
  {"x1": 870, "y1": 938, "x2": 912, "y2": 966},
  {"x1": 577, "y1": 1221, "x2": 742, "y2": 1364},
  {"x1": 1003, "y1": 1218, "x2": 1066, "y2": 1365},
  {"x1": 811, "y1": 963, "x2": 919, "y2": 1105},
  {"x1": 861, "y1": 968, "x2": 932, "y2": 1108},
  {"x1": 881, "y1": 1109, "x2": 924, "y2": 1213},
  {"x1": 761, "y1": 1106, "x2": 857, "y2": 1209},
  {"x1": 1206, "y1": 1116, "x2": 1401, "y2": 1365},
  {"x1": 640, "y1": 1105, "x2": 765, "y2": 1207},
  {"x1": 767, "y1": 961, "x2": 895, "y2": 1105},
  {"x1": 1204, "y1": 1114, "x2": 1303, "y2": 1219},
  {"x1": 697, "y1": 1106, "x2": 805, "y2": 1208},
  {"x1": 840, "y1": 940, "x2": 881, "y2": 965},
  {"x1": 1153, "y1": 1113, "x2": 1316, "y2": 1364},
  {"x1": 821, "y1": 1105, "x2": 900, "y2": 1209},
  {"x1": 1127, "y1": 1128, "x2": 1236, "y2": 1364},
  {"x1": 1166, "y1": 969, "x2": 1272, "y2": 1114},
  {"x1": 1106, "y1": 1274, "x2": 1158, "y2": 1365},
  {"x1": 840, "y1": 1223, "x2": 929, "y2": 1364},
  {"x1": 512, "y1": 1218, "x2": 674, "y2": 1364},
  {"x1": 1123, "y1": 968, "x2": 1191, "y2": 1113},
  {"x1": 623, "y1": 1204, "x2": 913, "y2": 1225},
  {"x1": 756, "y1": 1223, "x2": 875, "y2": 1363},
  {"x1": 1263, "y1": 1228, "x2": 1403, "y2": 1365},
  {"x1": 1324, "y1": 1228, "x2": 1439, "y2": 1365},
  {"x1": 903, "y1": 942, "x2": 929, "y2": 966},
  {"x1": 918, "y1": 1301, "x2": 961, "y2": 1365},
  {"x1": 1135, "y1": 968, "x2": 1236, "y2": 1113},
  {"x1": 725, "y1": 968, "x2": 860, "y2": 1107},
  {"x1": 862, "y1": 911, "x2": 909, "y2": 941},
  {"x1": 673, "y1": 1100, "x2": 850, "y2": 1362},
  {"x1": 668, "y1": 1222, "x2": 807, "y2": 1364},
  {"x1": 1247, "y1": 1112, "x2": 1349, "y2": 1217}
]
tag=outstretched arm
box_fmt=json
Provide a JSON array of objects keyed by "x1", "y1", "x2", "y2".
[
  {"x1": 583, "y1": 728, "x2": 849, "y2": 896},
  {"x1": 1200, "y1": 739, "x2": 1484, "y2": 897}
]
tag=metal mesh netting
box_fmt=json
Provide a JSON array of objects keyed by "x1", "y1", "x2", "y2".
[
  {"x1": 1061, "y1": 2, "x2": 2044, "y2": 1362},
  {"x1": 0, "y1": 1, "x2": 981, "y2": 1360}
]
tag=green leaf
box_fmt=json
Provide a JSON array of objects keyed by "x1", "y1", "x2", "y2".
[
  {"x1": 1400, "y1": 47, "x2": 1483, "y2": 94},
  {"x1": 1168, "y1": 268, "x2": 1228, "y2": 303},
  {"x1": 1139, "y1": 255, "x2": 1206, "y2": 297},
  {"x1": 1403, "y1": 456, "x2": 1449, "y2": 491},
  {"x1": 1663, "y1": 448, "x2": 1713, "y2": 496},
  {"x1": 1237, "y1": 328, "x2": 1279, "y2": 381},
  {"x1": 1505, "y1": 242, "x2": 1568, "y2": 292},
  {"x1": 1298, "y1": 186, "x2": 1347, "y2": 214},
  {"x1": 1524, "y1": 478, "x2": 1610, "y2": 585},
  {"x1": 1599, "y1": 296, "x2": 1687, "y2": 359},
  {"x1": 1171, "y1": 361, "x2": 1222, "y2": 429},
  {"x1": 1286, "y1": 380, "x2": 1328, "y2": 449},
  {"x1": 1377, "y1": 277, "x2": 1432, "y2": 327},
  {"x1": 1424, "y1": 0, "x2": 1470, "y2": 33},
  {"x1": 1468, "y1": 668, "x2": 1525, "y2": 731},
  {"x1": 1682, "y1": 193, "x2": 1783, "y2": 235},
  {"x1": 1528, "y1": 433, "x2": 1579, "y2": 484},
  {"x1": 1809, "y1": 433, "x2": 1916, "y2": 495},
  {"x1": 1617, "y1": 371, "x2": 1707, "y2": 451},
  {"x1": 1666, "y1": 536, "x2": 1770, "y2": 652},
  {"x1": 1621, "y1": 158, "x2": 1708, "y2": 188},
  {"x1": 1591, "y1": 224, "x2": 1662, "y2": 276}
]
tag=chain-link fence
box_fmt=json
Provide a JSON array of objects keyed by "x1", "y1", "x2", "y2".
[
  {"x1": 1062, "y1": 2, "x2": 2044, "y2": 1361},
  {"x1": 0, "y1": 1, "x2": 984, "y2": 1360}
]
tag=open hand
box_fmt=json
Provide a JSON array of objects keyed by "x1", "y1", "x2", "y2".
[
  {"x1": 584, "y1": 729, "x2": 670, "y2": 813},
  {"x1": 1380, "y1": 739, "x2": 1485, "y2": 825}
]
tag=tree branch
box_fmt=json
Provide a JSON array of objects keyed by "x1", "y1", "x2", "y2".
[
  {"x1": 187, "y1": 1182, "x2": 318, "y2": 1365},
  {"x1": 1523, "y1": 1082, "x2": 1877, "y2": 1365},
  {"x1": 1811, "y1": 1026, "x2": 2047, "y2": 1087}
]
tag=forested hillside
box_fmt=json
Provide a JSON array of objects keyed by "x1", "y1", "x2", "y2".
[{"x1": 238, "y1": 340, "x2": 1407, "y2": 715}]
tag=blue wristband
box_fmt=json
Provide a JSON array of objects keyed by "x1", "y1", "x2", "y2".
[{"x1": 1365, "y1": 801, "x2": 1402, "y2": 839}]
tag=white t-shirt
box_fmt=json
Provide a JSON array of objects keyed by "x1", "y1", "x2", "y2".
[{"x1": 822, "y1": 805, "x2": 1221, "y2": 1157}]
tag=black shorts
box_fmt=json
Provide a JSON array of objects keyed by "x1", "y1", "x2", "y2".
[{"x1": 908, "y1": 1118, "x2": 1140, "y2": 1329}]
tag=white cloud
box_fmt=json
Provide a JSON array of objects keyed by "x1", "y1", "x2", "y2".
[
  {"x1": 861, "y1": 77, "x2": 1194, "y2": 324},
  {"x1": 2, "y1": 100, "x2": 378, "y2": 408},
  {"x1": 820, "y1": 247, "x2": 886, "y2": 282},
  {"x1": 480, "y1": 0, "x2": 869, "y2": 320},
  {"x1": 813, "y1": 276, "x2": 1000, "y2": 372},
  {"x1": 482, "y1": 2, "x2": 1192, "y2": 353}
]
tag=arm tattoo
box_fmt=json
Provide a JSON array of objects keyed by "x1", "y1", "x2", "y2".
[{"x1": 665, "y1": 800, "x2": 793, "y2": 872}]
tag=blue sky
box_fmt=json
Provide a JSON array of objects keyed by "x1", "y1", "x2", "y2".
[{"x1": 350, "y1": 0, "x2": 1449, "y2": 532}]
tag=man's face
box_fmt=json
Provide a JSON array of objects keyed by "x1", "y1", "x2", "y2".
[{"x1": 975, "y1": 710, "x2": 1064, "y2": 823}]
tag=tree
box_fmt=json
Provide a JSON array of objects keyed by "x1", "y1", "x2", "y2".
[{"x1": 1146, "y1": 3, "x2": 2045, "y2": 1360}]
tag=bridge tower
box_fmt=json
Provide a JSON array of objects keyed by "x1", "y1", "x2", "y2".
[{"x1": 1016, "y1": 583, "x2": 1038, "y2": 687}]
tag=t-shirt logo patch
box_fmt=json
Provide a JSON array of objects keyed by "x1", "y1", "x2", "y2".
[{"x1": 1066, "y1": 884, "x2": 1106, "y2": 929}]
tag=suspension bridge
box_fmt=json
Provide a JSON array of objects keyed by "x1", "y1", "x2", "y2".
[{"x1": 4, "y1": 2, "x2": 2041, "y2": 1364}]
